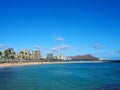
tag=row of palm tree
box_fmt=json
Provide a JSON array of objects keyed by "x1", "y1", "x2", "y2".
[
  {"x1": 0, "y1": 48, "x2": 16, "y2": 61},
  {"x1": 0, "y1": 48, "x2": 42, "y2": 62}
]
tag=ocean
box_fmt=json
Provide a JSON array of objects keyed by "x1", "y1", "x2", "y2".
[{"x1": 0, "y1": 62, "x2": 120, "y2": 90}]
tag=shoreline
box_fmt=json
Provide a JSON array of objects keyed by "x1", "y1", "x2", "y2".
[
  {"x1": 0, "y1": 62, "x2": 66, "y2": 67},
  {"x1": 0, "y1": 61, "x2": 104, "y2": 68}
]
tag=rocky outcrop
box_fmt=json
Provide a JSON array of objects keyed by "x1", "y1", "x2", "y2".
[{"x1": 70, "y1": 54, "x2": 99, "y2": 61}]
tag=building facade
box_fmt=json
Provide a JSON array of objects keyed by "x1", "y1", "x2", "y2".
[
  {"x1": 23, "y1": 49, "x2": 30, "y2": 60},
  {"x1": 17, "y1": 49, "x2": 30, "y2": 60},
  {"x1": 46, "y1": 53, "x2": 53, "y2": 60},
  {"x1": 32, "y1": 50, "x2": 41, "y2": 60}
]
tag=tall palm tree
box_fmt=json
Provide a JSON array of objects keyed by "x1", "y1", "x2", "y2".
[
  {"x1": 0, "y1": 51, "x2": 2, "y2": 59},
  {"x1": 4, "y1": 49, "x2": 9, "y2": 63},
  {"x1": 8, "y1": 49, "x2": 12, "y2": 59},
  {"x1": 4, "y1": 48, "x2": 14, "y2": 62},
  {"x1": 4, "y1": 49, "x2": 9, "y2": 59},
  {"x1": 20, "y1": 51, "x2": 24, "y2": 62},
  {"x1": 12, "y1": 51, "x2": 16, "y2": 60}
]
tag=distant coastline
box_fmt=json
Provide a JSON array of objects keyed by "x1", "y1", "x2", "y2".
[
  {"x1": 1, "y1": 60, "x2": 120, "y2": 68},
  {"x1": 0, "y1": 60, "x2": 103, "y2": 67}
]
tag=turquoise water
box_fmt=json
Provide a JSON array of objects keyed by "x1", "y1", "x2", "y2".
[{"x1": 0, "y1": 62, "x2": 120, "y2": 90}]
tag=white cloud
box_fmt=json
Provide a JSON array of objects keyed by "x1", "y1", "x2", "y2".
[
  {"x1": 52, "y1": 44, "x2": 71, "y2": 52},
  {"x1": 56, "y1": 37, "x2": 64, "y2": 42}
]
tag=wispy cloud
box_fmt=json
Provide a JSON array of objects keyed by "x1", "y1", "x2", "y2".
[
  {"x1": 34, "y1": 45, "x2": 40, "y2": 49},
  {"x1": 56, "y1": 37, "x2": 64, "y2": 42},
  {"x1": 93, "y1": 43, "x2": 101, "y2": 50},
  {"x1": 0, "y1": 44, "x2": 5, "y2": 50},
  {"x1": 52, "y1": 44, "x2": 71, "y2": 52}
]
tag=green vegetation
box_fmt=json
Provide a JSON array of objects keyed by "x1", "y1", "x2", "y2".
[
  {"x1": 0, "y1": 48, "x2": 16, "y2": 61},
  {"x1": 0, "y1": 51, "x2": 2, "y2": 58}
]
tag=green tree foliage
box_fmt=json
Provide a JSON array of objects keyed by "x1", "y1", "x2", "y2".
[
  {"x1": 0, "y1": 51, "x2": 2, "y2": 58},
  {"x1": 4, "y1": 48, "x2": 15, "y2": 60}
]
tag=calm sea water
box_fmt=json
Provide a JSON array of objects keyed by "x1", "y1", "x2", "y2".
[{"x1": 0, "y1": 62, "x2": 120, "y2": 90}]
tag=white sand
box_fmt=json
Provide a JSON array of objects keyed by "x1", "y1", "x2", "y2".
[{"x1": 0, "y1": 61, "x2": 103, "y2": 67}]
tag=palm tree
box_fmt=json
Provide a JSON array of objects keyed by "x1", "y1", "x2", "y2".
[
  {"x1": 8, "y1": 49, "x2": 12, "y2": 59},
  {"x1": 0, "y1": 51, "x2": 2, "y2": 59},
  {"x1": 4, "y1": 49, "x2": 9, "y2": 59},
  {"x1": 12, "y1": 51, "x2": 16, "y2": 60},
  {"x1": 4, "y1": 49, "x2": 9, "y2": 62},
  {"x1": 4, "y1": 48, "x2": 15, "y2": 62},
  {"x1": 20, "y1": 51, "x2": 24, "y2": 62}
]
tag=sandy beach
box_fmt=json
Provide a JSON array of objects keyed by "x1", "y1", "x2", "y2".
[
  {"x1": 0, "y1": 62, "x2": 66, "y2": 67},
  {"x1": 0, "y1": 61, "x2": 104, "y2": 67}
]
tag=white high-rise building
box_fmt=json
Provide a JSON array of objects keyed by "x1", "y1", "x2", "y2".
[
  {"x1": 46, "y1": 53, "x2": 53, "y2": 60},
  {"x1": 32, "y1": 50, "x2": 41, "y2": 60}
]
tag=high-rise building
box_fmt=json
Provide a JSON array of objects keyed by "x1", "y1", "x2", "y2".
[
  {"x1": 22, "y1": 49, "x2": 30, "y2": 60},
  {"x1": 17, "y1": 49, "x2": 30, "y2": 60},
  {"x1": 46, "y1": 53, "x2": 53, "y2": 60},
  {"x1": 55, "y1": 54, "x2": 64, "y2": 60},
  {"x1": 53, "y1": 54, "x2": 72, "y2": 61},
  {"x1": 32, "y1": 50, "x2": 41, "y2": 60}
]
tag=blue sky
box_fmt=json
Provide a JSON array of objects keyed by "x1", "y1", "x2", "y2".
[{"x1": 0, "y1": 0, "x2": 120, "y2": 59}]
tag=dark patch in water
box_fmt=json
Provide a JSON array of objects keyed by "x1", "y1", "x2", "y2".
[{"x1": 97, "y1": 84, "x2": 120, "y2": 90}]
